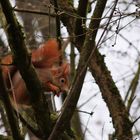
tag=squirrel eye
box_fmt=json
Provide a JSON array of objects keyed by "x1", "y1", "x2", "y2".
[{"x1": 60, "y1": 78, "x2": 65, "y2": 83}]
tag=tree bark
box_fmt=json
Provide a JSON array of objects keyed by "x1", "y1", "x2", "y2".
[
  {"x1": 52, "y1": 0, "x2": 133, "y2": 139},
  {"x1": 0, "y1": 0, "x2": 52, "y2": 139}
]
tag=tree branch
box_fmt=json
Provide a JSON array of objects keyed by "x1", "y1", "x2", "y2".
[
  {"x1": 14, "y1": 110, "x2": 42, "y2": 139},
  {"x1": 125, "y1": 62, "x2": 140, "y2": 112},
  {"x1": 52, "y1": 0, "x2": 133, "y2": 139},
  {"x1": 48, "y1": 0, "x2": 108, "y2": 139},
  {"x1": 74, "y1": 0, "x2": 88, "y2": 48},
  {"x1": 0, "y1": 66, "x2": 23, "y2": 140},
  {"x1": 14, "y1": 8, "x2": 56, "y2": 17},
  {"x1": 0, "y1": 0, "x2": 52, "y2": 138}
]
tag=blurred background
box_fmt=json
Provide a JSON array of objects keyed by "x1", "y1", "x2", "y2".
[{"x1": 0, "y1": 0, "x2": 140, "y2": 140}]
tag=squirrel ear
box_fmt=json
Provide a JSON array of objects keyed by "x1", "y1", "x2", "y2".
[
  {"x1": 63, "y1": 63, "x2": 70, "y2": 75},
  {"x1": 50, "y1": 67, "x2": 61, "y2": 77},
  {"x1": 50, "y1": 68, "x2": 58, "y2": 75}
]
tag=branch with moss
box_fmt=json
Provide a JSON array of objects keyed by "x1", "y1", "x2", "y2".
[
  {"x1": 74, "y1": 0, "x2": 88, "y2": 48},
  {"x1": 0, "y1": 1, "x2": 78, "y2": 139},
  {"x1": 48, "y1": 0, "x2": 108, "y2": 139},
  {"x1": 51, "y1": 0, "x2": 133, "y2": 139},
  {"x1": 0, "y1": 134, "x2": 13, "y2": 140},
  {"x1": 0, "y1": 0, "x2": 52, "y2": 139}
]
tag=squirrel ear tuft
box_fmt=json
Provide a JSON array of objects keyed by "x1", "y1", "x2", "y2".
[{"x1": 63, "y1": 63, "x2": 70, "y2": 75}]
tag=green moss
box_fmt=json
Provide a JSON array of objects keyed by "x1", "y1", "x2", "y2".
[
  {"x1": 50, "y1": 112, "x2": 59, "y2": 124},
  {"x1": 0, "y1": 135, "x2": 13, "y2": 140},
  {"x1": 68, "y1": 0, "x2": 73, "y2": 6}
]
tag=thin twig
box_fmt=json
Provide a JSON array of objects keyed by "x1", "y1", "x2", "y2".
[
  {"x1": 0, "y1": 66, "x2": 23, "y2": 140},
  {"x1": 14, "y1": 8, "x2": 56, "y2": 17},
  {"x1": 132, "y1": 116, "x2": 140, "y2": 126}
]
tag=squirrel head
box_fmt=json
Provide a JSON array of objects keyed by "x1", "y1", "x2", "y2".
[{"x1": 51, "y1": 63, "x2": 70, "y2": 96}]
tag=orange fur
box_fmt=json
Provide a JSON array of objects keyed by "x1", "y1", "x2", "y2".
[
  {"x1": 32, "y1": 39, "x2": 61, "y2": 67},
  {"x1": 1, "y1": 39, "x2": 70, "y2": 105}
]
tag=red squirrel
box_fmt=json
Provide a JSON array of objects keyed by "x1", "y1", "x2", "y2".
[{"x1": 1, "y1": 39, "x2": 70, "y2": 105}]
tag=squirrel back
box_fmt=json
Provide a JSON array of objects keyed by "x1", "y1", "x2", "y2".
[{"x1": 32, "y1": 39, "x2": 61, "y2": 68}]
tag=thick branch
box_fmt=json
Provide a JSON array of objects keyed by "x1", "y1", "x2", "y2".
[
  {"x1": 52, "y1": 0, "x2": 76, "y2": 37},
  {"x1": 89, "y1": 50, "x2": 132, "y2": 140},
  {"x1": 48, "y1": 0, "x2": 107, "y2": 139},
  {"x1": 74, "y1": 0, "x2": 88, "y2": 48},
  {"x1": 0, "y1": 0, "x2": 51, "y2": 138},
  {"x1": 53, "y1": 0, "x2": 61, "y2": 40},
  {"x1": 54, "y1": 0, "x2": 133, "y2": 139},
  {"x1": 48, "y1": 35, "x2": 88, "y2": 140}
]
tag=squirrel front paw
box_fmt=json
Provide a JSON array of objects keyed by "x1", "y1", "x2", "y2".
[{"x1": 46, "y1": 82, "x2": 61, "y2": 96}]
